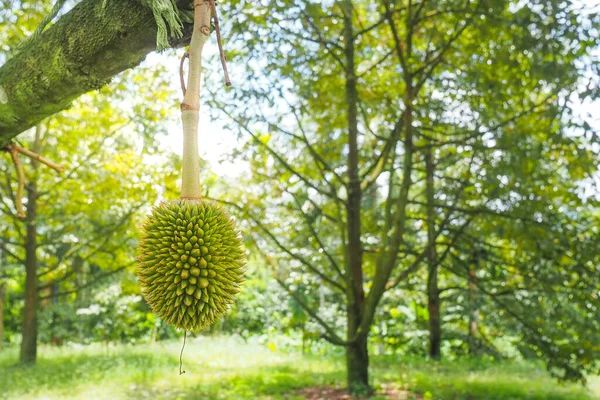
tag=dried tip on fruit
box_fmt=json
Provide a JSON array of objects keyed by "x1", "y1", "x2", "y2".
[{"x1": 137, "y1": 199, "x2": 245, "y2": 331}]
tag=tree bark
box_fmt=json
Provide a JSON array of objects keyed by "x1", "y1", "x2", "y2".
[
  {"x1": 346, "y1": 334, "x2": 369, "y2": 393},
  {"x1": 341, "y1": 0, "x2": 369, "y2": 393},
  {"x1": 20, "y1": 182, "x2": 38, "y2": 363},
  {"x1": 468, "y1": 263, "x2": 480, "y2": 355},
  {"x1": 425, "y1": 144, "x2": 441, "y2": 359},
  {"x1": 19, "y1": 127, "x2": 42, "y2": 363},
  {"x1": 0, "y1": 0, "x2": 192, "y2": 146}
]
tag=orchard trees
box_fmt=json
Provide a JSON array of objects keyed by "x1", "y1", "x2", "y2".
[{"x1": 209, "y1": 0, "x2": 600, "y2": 391}]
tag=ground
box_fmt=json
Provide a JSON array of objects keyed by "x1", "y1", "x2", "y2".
[{"x1": 0, "y1": 336, "x2": 598, "y2": 399}]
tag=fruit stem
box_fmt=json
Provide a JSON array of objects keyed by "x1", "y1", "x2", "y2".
[{"x1": 180, "y1": 1, "x2": 211, "y2": 199}]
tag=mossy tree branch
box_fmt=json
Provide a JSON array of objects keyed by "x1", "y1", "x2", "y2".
[{"x1": 0, "y1": 0, "x2": 194, "y2": 147}]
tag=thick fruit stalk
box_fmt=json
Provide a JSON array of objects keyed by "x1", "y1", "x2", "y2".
[{"x1": 180, "y1": 1, "x2": 211, "y2": 199}]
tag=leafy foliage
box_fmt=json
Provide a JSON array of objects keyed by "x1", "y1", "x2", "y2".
[{"x1": 205, "y1": 0, "x2": 600, "y2": 383}]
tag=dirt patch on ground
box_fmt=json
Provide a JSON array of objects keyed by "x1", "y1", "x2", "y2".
[{"x1": 295, "y1": 383, "x2": 423, "y2": 399}]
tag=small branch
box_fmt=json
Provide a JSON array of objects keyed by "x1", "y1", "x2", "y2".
[
  {"x1": 8, "y1": 144, "x2": 64, "y2": 173},
  {"x1": 273, "y1": 275, "x2": 349, "y2": 346},
  {"x1": 38, "y1": 262, "x2": 134, "y2": 300},
  {"x1": 179, "y1": 51, "x2": 189, "y2": 95},
  {"x1": 3, "y1": 142, "x2": 64, "y2": 219},
  {"x1": 274, "y1": 86, "x2": 346, "y2": 188},
  {"x1": 385, "y1": 210, "x2": 456, "y2": 290},
  {"x1": 37, "y1": 202, "x2": 145, "y2": 278},
  {"x1": 250, "y1": 236, "x2": 355, "y2": 346},
  {"x1": 0, "y1": 241, "x2": 24, "y2": 263},
  {"x1": 382, "y1": 0, "x2": 409, "y2": 76},
  {"x1": 38, "y1": 268, "x2": 76, "y2": 291},
  {"x1": 208, "y1": 0, "x2": 231, "y2": 86},
  {"x1": 211, "y1": 196, "x2": 346, "y2": 292},
  {"x1": 0, "y1": 187, "x2": 25, "y2": 238},
  {"x1": 438, "y1": 285, "x2": 465, "y2": 294},
  {"x1": 38, "y1": 123, "x2": 126, "y2": 197},
  {"x1": 354, "y1": 7, "x2": 406, "y2": 39},
  {"x1": 414, "y1": 0, "x2": 481, "y2": 93},
  {"x1": 357, "y1": 49, "x2": 394, "y2": 78},
  {"x1": 298, "y1": 8, "x2": 346, "y2": 69},
  {"x1": 360, "y1": 113, "x2": 404, "y2": 191},
  {"x1": 287, "y1": 188, "x2": 345, "y2": 281},
  {"x1": 216, "y1": 107, "x2": 344, "y2": 202}
]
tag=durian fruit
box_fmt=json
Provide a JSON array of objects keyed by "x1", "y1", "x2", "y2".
[
  {"x1": 137, "y1": 1, "x2": 243, "y2": 332},
  {"x1": 137, "y1": 200, "x2": 245, "y2": 331}
]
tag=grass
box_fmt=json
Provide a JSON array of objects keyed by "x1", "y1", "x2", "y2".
[{"x1": 0, "y1": 336, "x2": 598, "y2": 399}]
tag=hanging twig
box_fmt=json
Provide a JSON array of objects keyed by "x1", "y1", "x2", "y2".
[
  {"x1": 180, "y1": 51, "x2": 189, "y2": 96},
  {"x1": 208, "y1": 0, "x2": 232, "y2": 87},
  {"x1": 179, "y1": 331, "x2": 187, "y2": 375}
]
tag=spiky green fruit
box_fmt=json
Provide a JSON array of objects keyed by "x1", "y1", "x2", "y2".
[{"x1": 137, "y1": 199, "x2": 245, "y2": 331}]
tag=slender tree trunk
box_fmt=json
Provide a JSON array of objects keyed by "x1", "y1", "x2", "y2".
[
  {"x1": 425, "y1": 145, "x2": 441, "y2": 359},
  {"x1": 151, "y1": 321, "x2": 159, "y2": 343},
  {"x1": 377, "y1": 321, "x2": 385, "y2": 355},
  {"x1": 20, "y1": 182, "x2": 38, "y2": 363},
  {"x1": 341, "y1": 0, "x2": 369, "y2": 393},
  {"x1": 301, "y1": 325, "x2": 307, "y2": 354},
  {"x1": 20, "y1": 126, "x2": 41, "y2": 364},
  {"x1": 0, "y1": 281, "x2": 5, "y2": 349},
  {"x1": 468, "y1": 264, "x2": 480, "y2": 355},
  {"x1": 40, "y1": 285, "x2": 52, "y2": 308},
  {"x1": 72, "y1": 256, "x2": 86, "y2": 301}
]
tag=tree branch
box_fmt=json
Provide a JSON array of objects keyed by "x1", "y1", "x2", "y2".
[
  {"x1": 0, "y1": 0, "x2": 193, "y2": 145},
  {"x1": 210, "y1": 197, "x2": 347, "y2": 293},
  {"x1": 216, "y1": 106, "x2": 344, "y2": 202},
  {"x1": 273, "y1": 275, "x2": 349, "y2": 346},
  {"x1": 287, "y1": 189, "x2": 345, "y2": 281},
  {"x1": 38, "y1": 262, "x2": 134, "y2": 300}
]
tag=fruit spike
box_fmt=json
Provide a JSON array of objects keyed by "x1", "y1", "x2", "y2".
[{"x1": 137, "y1": 199, "x2": 246, "y2": 331}]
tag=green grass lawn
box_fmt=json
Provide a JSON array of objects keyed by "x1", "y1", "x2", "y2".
[{"x1": 0, "y1": 336, "x2": 598, "y2": 399}]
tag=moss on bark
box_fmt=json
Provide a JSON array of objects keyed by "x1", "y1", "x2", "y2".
[{"x1": 0, "y1": 0, "x2": 192, "y2": 146}]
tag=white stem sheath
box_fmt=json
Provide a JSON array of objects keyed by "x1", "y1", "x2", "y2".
[{"x1": 181, "y1": 1, "x2": 211, "y2": 199}]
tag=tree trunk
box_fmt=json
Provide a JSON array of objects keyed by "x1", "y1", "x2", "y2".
[
  {"x1": 468, "y1": 264, "x2": 480, "y2": 355},
  {"x1": 20, "y1": 182, "x2": 38, "y2": 363},
  {"x1": 151, "y1": 320, "x2": 159, "y2": 343},
  {"x1": 301, "y1": 326, "x2": 307, "y2": 354},
  {"x1": 19, "y1": 126, "x2": 42, "y2": 363},
  {"x1": 73, "y1": 256, "x2": 86, "y2": 301},
  {"x1": 346, "y1": 334, "x2": 369, "y2": 394},
  {"x1": 425, "y1": 145, "x2": 441, "y2": 359},
  {"x1": 0, "y1": 281, "x2": 5, "y2": 349},
  {"x1": 377, "y1": 321, "x2": 385, "y2": 355},
  {"x1": 0, "y1": 0, "x2": 193, "y2": 146},
  {"x1": 341, "y1": 0, "x2": 369, "y2": 393}
]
